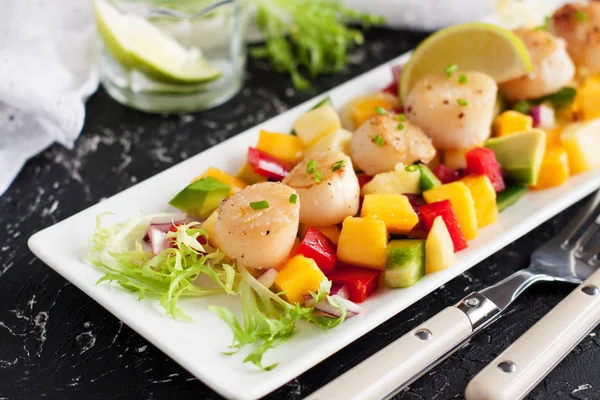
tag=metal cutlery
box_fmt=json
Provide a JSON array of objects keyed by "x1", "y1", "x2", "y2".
[
  {"x1": 306, "y1": 190, "x2": 600, "y2": 400},
  {"x1": 465, "y1": 207, "x2": 600, "y2": 400}
]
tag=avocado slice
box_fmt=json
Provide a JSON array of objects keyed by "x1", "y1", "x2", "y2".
[
  {"x1": 384, "y1": 239, "x2": 425, "y2": 288},
  {"x1": 496, "y1": 185, "x2": 528, "y2": 212},
  {"x1": 484, "y1": 129, "x2": 546, "y2": 185},
  {"x1": 169, "y1": 177, "x2": 230, "y2": 218}
]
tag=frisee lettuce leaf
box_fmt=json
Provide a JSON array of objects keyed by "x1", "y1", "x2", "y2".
[
  {"x1": 208, "y1": 265, "x2": 346, "y2": 370},
  {"x1": 88, "y1": 214, "x2": 236, "y2": 322}
]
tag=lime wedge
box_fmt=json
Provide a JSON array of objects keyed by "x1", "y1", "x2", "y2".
[
  {"x1": 399, "y1": 23, "x2": 532, "y2": 103},
  {"x1": 93, "y1": 0, "x2": 221, "y2": 84}
]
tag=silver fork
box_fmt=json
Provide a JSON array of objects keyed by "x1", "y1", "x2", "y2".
[
  {"x1": 306, "y1": 190, "x2": 600, "y2": 400},
  {"x1": 466, "y1": 206, "x2": 600, "y2": 399}
]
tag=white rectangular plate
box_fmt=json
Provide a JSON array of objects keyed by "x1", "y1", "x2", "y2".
[{"x1": 29, "y1": 2, "x2": 598, "y2": 398}]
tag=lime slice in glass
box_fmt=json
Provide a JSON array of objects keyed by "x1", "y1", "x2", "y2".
[
  {"x1": 93, "y1": 0, "x2": 221, "y2": 84},
  {"x1": 399, "y1": 23, "x2": 533, "y2": 103}
]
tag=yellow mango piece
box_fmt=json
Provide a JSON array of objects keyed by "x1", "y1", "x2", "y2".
[
  {"x1": 361, "y1": 193, "x2": 419, "y2": 235},
  {"x1": 533, "y1": 147, "x2": 570, "y2": 190},
  {"x1": 337, "y1": 216, "x2": 389, "y2": 270},
  {"x1": 423, "y1": 182, "x2": 478, "y2": 240},
  {"x1": 350, "y1": 98, "x2": 397, "y2": 128},
  {"x1": 560, "y1": 119, "x2": 600, "y2": 174},
  {"x1": 545, "y1": 127, "x2": 563, "y2": 148},
  {"x1": 575, "y1": 75, "x2": 600, "y2": 121},
  {"x1": 195, "y1": 167, "x2": 247, "y2": 195},
  {"x1": 443, "y1": 148, "x2": 468, "y2": 170},
  {"x1": 460, "y1": 175, "x2": 498, "y2": 228},
  {"x1": 274, "y1": 255, "x2": 325, "y2": 304},
  {"x1": 495, "y1": 110, "x2": 533, "y2": 137},
  {"x1": 235, "y1": 163, "x2": 266, "y2": 185},
  {"x1": 425, "y1": 216, "x2": 455, "y2": 274},
  {"x1": 256, "y1": 130, "x2": 304, "y2": 165},
  {"x1": 200, "y1": 210, "x2": 218, "y2": 247},
  {"x1": 292, "y1": 104, "x2": 342, "y2": 146},
  {"x1": 298, "y1": 224, "x2": 341, "y2": 245}
]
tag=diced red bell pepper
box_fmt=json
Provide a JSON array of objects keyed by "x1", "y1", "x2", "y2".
[
  {"x1": 357, "y1": 174, "x2": 373, "y2": 189},
  {"x1": 295, "y1": 227, "x2": 337, "y2": 275},
  {"x1": 465, "y1": 147, "x2": 506, "y2": 192},
  {"x1": 433, "y1": 164, "x2": 459, "y2": 184},
  {"x1": 327, "y1": 265, "x2": 381, "y2": 303},
  {"x1": 247, "y1": 147, "x2": 290, "y2": 181},
  {"x1": 419, "y1": 200, "x2": 468, "y2": 252}
]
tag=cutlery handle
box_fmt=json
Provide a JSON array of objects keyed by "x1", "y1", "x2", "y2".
[
  {"x1": 465, "y1": 268, "x2": 600, "y2": 400},
  {"x1": 306, "y1": 307, "x2": 473, "y2": 400}
]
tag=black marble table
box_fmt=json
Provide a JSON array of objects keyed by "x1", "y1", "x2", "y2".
[{"x1": 1, "y1": 27, "x2": 599, "y2": 400}]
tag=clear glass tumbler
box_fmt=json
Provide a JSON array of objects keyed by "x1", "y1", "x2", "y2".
[{"x1": 93, "y1": 0, "x2": 247, "y2": 113}]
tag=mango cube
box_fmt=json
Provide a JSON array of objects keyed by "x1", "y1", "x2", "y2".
[
  {"x1": 423, "y1": 182, "x2": 478, "y2": 240},
  {"x1": 350, "y1": 97, "x2": 397, "y2": 128},
  {"x1": 575, "y1": 75, "x2": 600, "y2": 121},
  {"x1": 460, "y1": 175, "x2": 498, "y2": 228},
  {"x1": 200, "y1": 210, "x2": 218, "y2": 247},
  {"x1": 274, "y1": 255, "x2": 325, "y2": 304},
  {"x1": 256, "y1": 130, "x2": 304, "y2": 165},
  {"x1": 495, "y1": 110, "x2": 533, "y2": 137},
  {"x1": 425, "y1": 216, "x2": 455, "y2": 274},
  {"x1": 560, "y1": 119, "x2": 600, "y2": 174},
  {"x1": 292, "y1": 104, "x2": 341, "y2": 146},
  {"x1": 443, "y1": 148, "x2": 468, "y2": 170},
  {"x1": 533, "y1": 147, "x2": 570, "y2": 189},
  {"x1": 337, "y1": 217, "x2": 389, "y2": 270},
  {"x1": 195, "y1": 167, "x2": 247, "y2": 195},
  {"x1": 361, "y1": 193, "x2": 419, "y2": 235}
]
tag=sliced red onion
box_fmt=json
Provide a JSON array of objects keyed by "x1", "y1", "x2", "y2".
[
  {"x1": 531, "y1": 104, "x2": 555, "y2": 129},
  {"x1": 257, "y1": 268, "x2": 278, "y2": 288},
  {"x1": 148, "y1": 227, "x2": 169, "y2": 255},
  {"x1": 306, "y1": 295, "x2": 363, "y2": 319},
  {"x1": 391, "y1": 64, "x2": 403, "y2": 81},
  {"x1": 330, "y1": 283, "x2": 350, "y2": 300}
]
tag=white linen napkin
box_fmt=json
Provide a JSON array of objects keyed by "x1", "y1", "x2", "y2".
[{"x1": 0, "y1": 0, "x2": 556, "y2": 197}]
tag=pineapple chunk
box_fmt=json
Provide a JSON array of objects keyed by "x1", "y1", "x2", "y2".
[
  {"x1": 361, "y1": 166, "x2": 421, "y2": 196},
  {"x1": 560, "y1": 119, "x2": 600, "y2": 174},
  {"x1": 292, "y1": 104, "x2": 342, "y2": 147},
  {"x1": 304, "y1": 128, "x2": 352, "y2": 159},
  {"x1": 200, "y1": 210, "x2": 218, "y2": 247},
  {"x1": 443, "y1": 148, "x2": 469, "y2": 170},
  {"x1": 425, "y1": 216, "x2": 455, "y2": 274},
  {"x1": 460, "y1": 175, "x2": 498, "y2": 228},
  {"x1": 361, "y1": 193, "x2": 419, "y2": 235},
  {"x1": 423, "y1": 182, "x2": 478, "y2": 240},
  {"x1": 274, "y1": 255, "x2": 325, "y2": 304},
  {"x1": 337, "y1": 216, "x2": 389, "y2": 270}
]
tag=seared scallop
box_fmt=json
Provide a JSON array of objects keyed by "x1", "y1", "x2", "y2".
[
  {"x1": 550, "y1": 2, "x2": 600, "y2": 73},
  {"x1": 499, "y1": 28, "x2": 575, "y2": 101},
  {"x1": 214, "y1": 182, "x2": 299, "y2": 269},
  {"x1": 404, "y1": 71, "x2": 497, "y2": 150},
  {"x1": 350, "y1": 113, "x2": 435, "y2": 175},
  {"x1": 283, "y1": 152, "x2": 359, "y2": 227}
]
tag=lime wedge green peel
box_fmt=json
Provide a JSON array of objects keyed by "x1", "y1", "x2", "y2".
[
  {"x1": 93, "y1": 0, "x2": 221, "y2": 84},
  {"x1": 399, "y1": 22, "x2": 533, "y2": 103}
]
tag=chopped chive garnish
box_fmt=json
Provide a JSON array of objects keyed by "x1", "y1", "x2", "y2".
[
  {"x1": 397, "y1": 123, "x2": 405, "y2": 130},
  {"x1": 458, "y1": 74, "x2": 468, "y2": 84},
  {"x1": 457, "y1": 98, "x2": 469, "y2": 107},
  {"x1": 372, "y1": 135, "x2": 385, "y2": 146},
  {"x1": 444, "y1": 63, "x2": 458, "y2": 78},
  {"x1": 535, "y1": 16, "x2": 550, "y2": 31},
  {"x1": 250, "y1": 200, "x2": 270, "y2": 210},
  {"x1": 576, "y1": 10, "x2": 587, "y2": 22},
  {"x1": 289, "y1": 194, "x2": 298, "y2": 204},
  {"x1": 306, "y1": 160, "x2": 316, "y2": 174},
  {"x1": 397, "y1": 113, "x2": 407, "y2": 121},
  {"x1": 405, "y1": 164, "x2": 419, "y2": 172},
  {"x1": 374, "y1": 106, "x2": 386, "y2": 115},
  {"x1": 314, "y1": 171, "x2": 323, "y2": 183},
  {"x1": 332, "y1": 160, "x2": 345, "y2": 172}
]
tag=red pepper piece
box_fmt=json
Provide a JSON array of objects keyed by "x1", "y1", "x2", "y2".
[
  {"x1": 247, "y1": 147, "x2": 290, "y2": 181},
  {"x1": 465, "y1": 147, "x2": 506, "y2": 192},
  {"x1": 327, "y1": 265, "x2": 381, "y2": 303},
  {"x1": 295, "y1": 227, "x2": 337, "y2": 275},
  {"x1": 419, "y1": 200, "x2": 468, "y2": 252},
  {"x1": 382, "y1": 65, "x2": 403, "y2": 95},
  {"x1": 433, "y1": 164, "x2": 459, "y2": 184},
  {"x1": 357, "y1": 174, "x2": 373, "y2": 189}
]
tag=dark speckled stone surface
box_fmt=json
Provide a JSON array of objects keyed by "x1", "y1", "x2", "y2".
[{"x1": 1, "y1": 27, "x2": 599, "y2": 400}]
